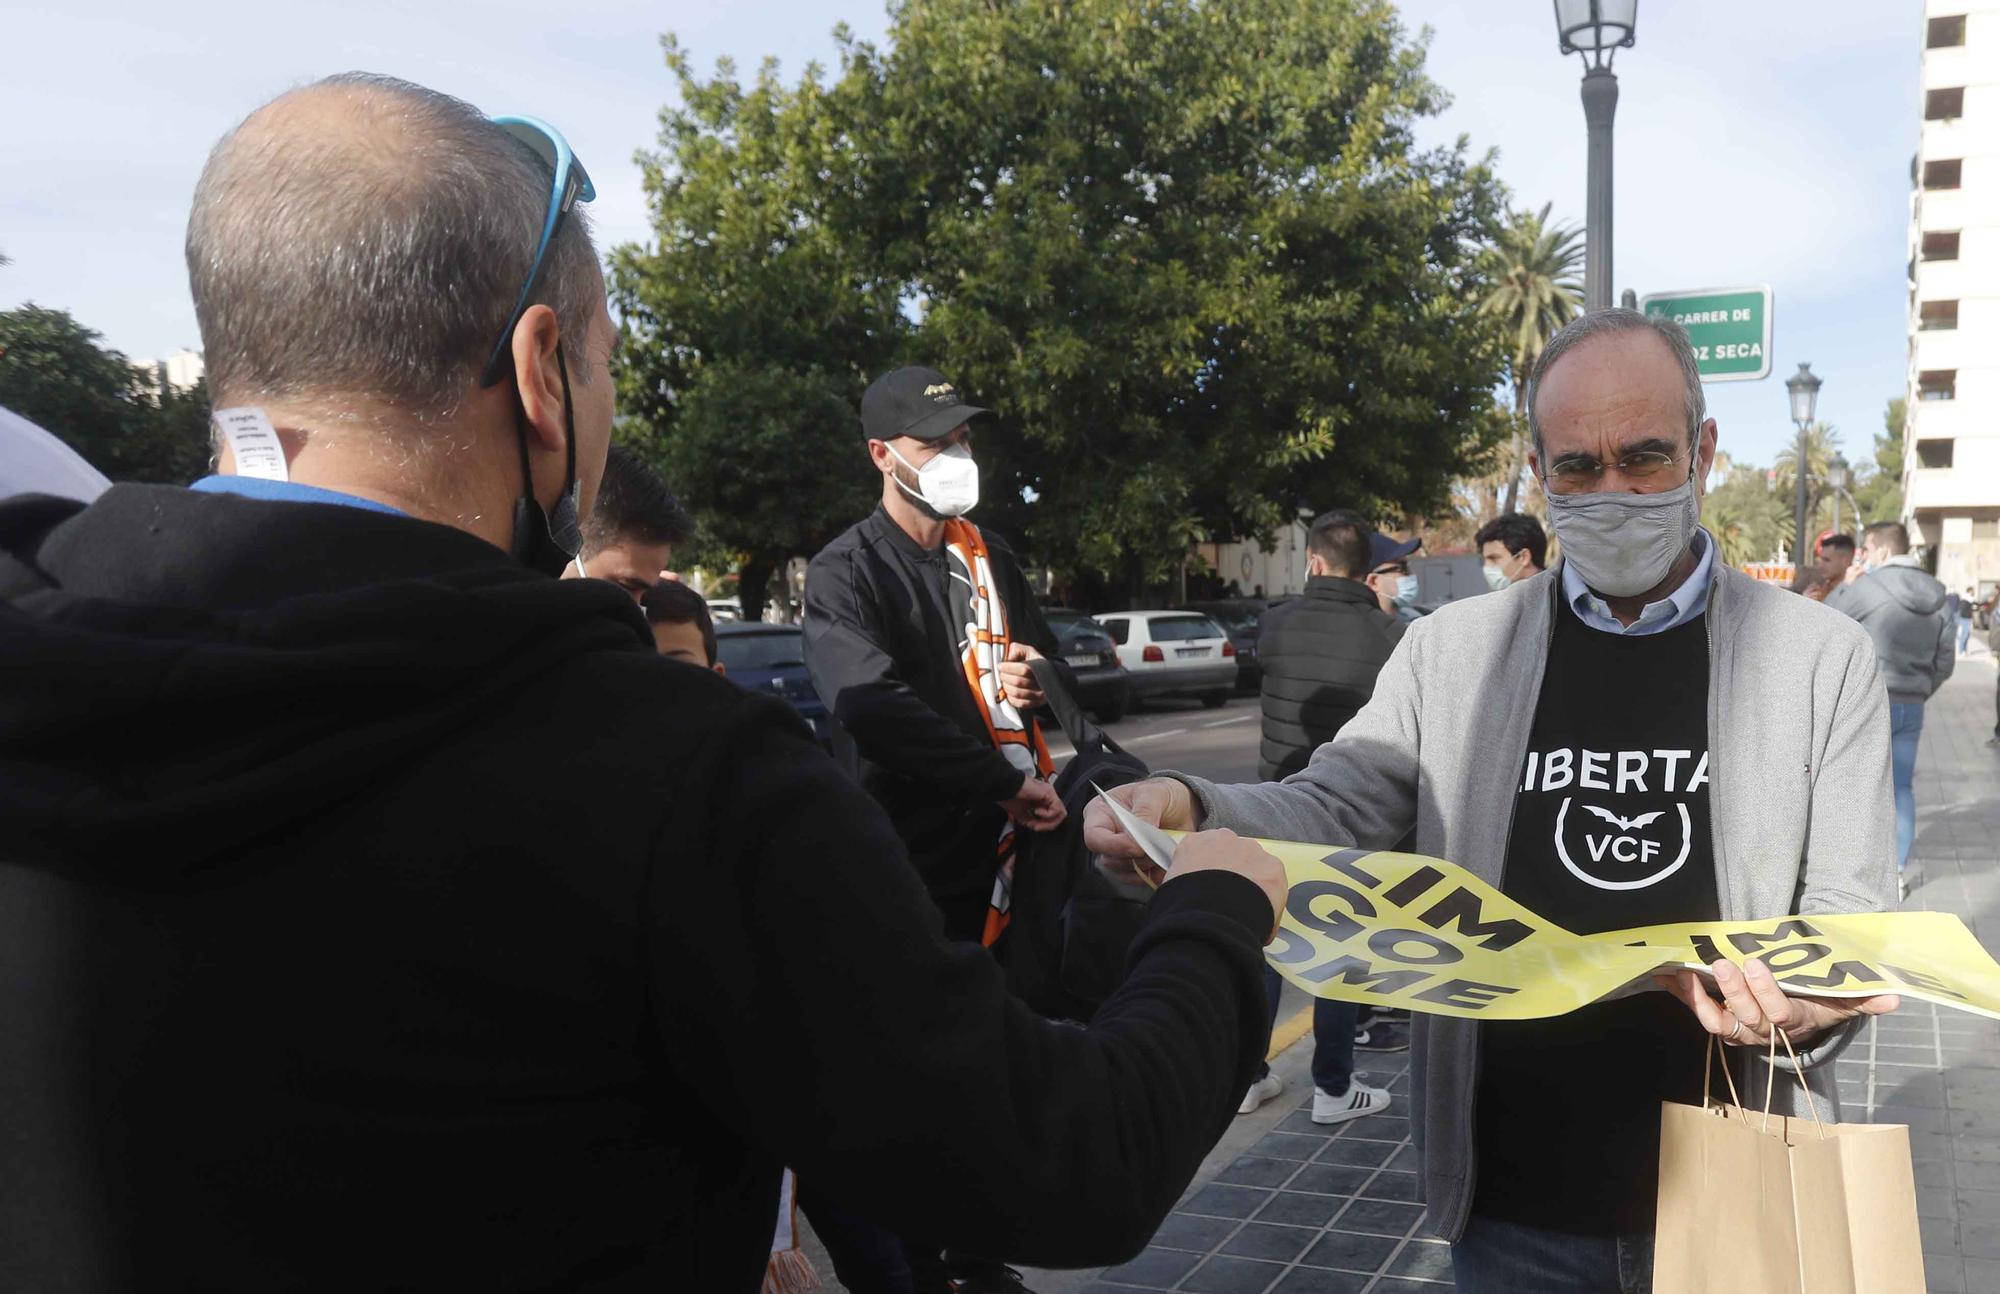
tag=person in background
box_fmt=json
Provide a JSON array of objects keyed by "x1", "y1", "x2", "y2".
[
  {"x1": 1956, "y1": 587, "x2": 1976, "y2": 656},
  {"x1": 804, "y1": 366, "x2": 1069, "y2": 946},
  {"x1": 1087, "y1": 308, "x2": 1899, "y2": 1292},
  {"x1": 644, "y1": 579, "x2": 724, "y2": 673},
  {"x1": 1236, "y1": 507, "x2": 1401, "y2": 1123},
  {"x1": 1364, "y1": 531, "x2": 1424, "y2": 622},
  {"x1": 1797, "y1": 532, "x2": 1854, "y2": 603},
  {"x1": 1827, "y1": 521, "x2": 1954, "y2": 884},
  {"x1": 1987, "y1": 589, "x2": 2000, "y2": 748},
  {"x1": 568, "y1": 443, "x2": 693, "y2": 599},
  {"x1": 803, "y1": 366, "x2": 1076, "y2": 1294},
  {"x1": 1475, "y1": 513, "x2": 1547, "y2": 589}
]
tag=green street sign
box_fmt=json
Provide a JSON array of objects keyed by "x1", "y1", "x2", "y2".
[{"x1": 1637, "y1": 285, "x2": 1773, "y2": 383}]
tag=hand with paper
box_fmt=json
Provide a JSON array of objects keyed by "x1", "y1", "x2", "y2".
[
  {"x1": 1083, "y1": 777, "x2": 1199, "y2": 861},
  {"x1": 1089, "y1": 783, "x2": 1286, "y2": 942}
]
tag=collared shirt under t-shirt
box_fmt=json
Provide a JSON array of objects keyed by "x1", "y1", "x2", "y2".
[{"x1": 1473, "y1": 598, "x2": 1720, "y2": 1235}]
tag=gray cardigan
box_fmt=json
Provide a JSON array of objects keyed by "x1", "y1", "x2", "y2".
[{"x1": 1176, "y1": 562, "x2": 1897, "y2": 1241}]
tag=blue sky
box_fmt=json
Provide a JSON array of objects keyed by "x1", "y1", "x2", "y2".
[{"x1": 1, "y1": 1, "x2": 1919, "y2": 468}]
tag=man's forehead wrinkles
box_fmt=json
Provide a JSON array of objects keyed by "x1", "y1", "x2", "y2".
[{"x1": 1542, "y1": 403, "x2": 1677, "y2": 457}]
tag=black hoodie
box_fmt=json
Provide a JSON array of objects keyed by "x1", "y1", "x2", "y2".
[{"x1": 0, "y1": 486, "x2": 1270, "y2": 1292}]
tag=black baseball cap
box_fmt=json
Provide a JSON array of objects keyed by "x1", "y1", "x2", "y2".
[
  {"x1": 861, "y1": 366, "x2": 992, "y2": 443},
  {"x1": 1368, "y1": 532, "x2": 1422, "y2": 568}
]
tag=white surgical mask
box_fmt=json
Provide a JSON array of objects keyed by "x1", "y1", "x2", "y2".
[
  {"x1": 887, "y1": 441, "x2": 980, "y2": 517},
  {"x1": 1483, "y1": 564, "x2": 1511, "y2": 593},
  {"x1": 1392, "y1": 575, "x2": 1420, "y2": 608}
]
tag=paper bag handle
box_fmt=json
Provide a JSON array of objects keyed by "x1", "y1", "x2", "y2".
[
  {"x1": 1703, "y1": 1029, "x2": 1828, "y2": 1140},
  {"x1": 1702, "y1": 1032, "x2": 1746, "y2": 1113},
  {"x1": 1761, "y1": 1027, "x2": 1827, "y2": 1139}
]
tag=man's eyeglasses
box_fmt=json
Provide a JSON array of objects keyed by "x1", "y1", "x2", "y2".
[
  {"x1": 479, "y1": 115, "x2": 596, "y2": 389},
  {"x1": 1543, "y1": 448, "x2": 1690, "y2": 495}
]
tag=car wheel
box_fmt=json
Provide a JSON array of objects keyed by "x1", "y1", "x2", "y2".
[
  {"x1": 1093, "y1": 698, "x2": 1126, "y2": 724},
  {"x1": 1200, "y1": 691, "x2": 1229, "y2": 709}
]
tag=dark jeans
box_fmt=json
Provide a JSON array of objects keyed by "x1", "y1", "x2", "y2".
[
  {"x1": 1255, "y1": 964, "x2": 1357, "y2": 1096},
  {"x1": 1452, "y1": 1214, "x2": 1653, "y2": 1293}
]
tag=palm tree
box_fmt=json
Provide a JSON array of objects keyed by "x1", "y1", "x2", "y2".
[{"x1": 1479, "y1": 203, "x2": 1585, "y2": 513}]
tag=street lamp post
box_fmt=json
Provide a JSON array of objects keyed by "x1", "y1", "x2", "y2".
[
  {"x1": 1554, "y1": 1, "x2": 1638, "y2": 312},
  {"x1": 1786, "y1": 362, "x2": 1823, "y2": 568}
]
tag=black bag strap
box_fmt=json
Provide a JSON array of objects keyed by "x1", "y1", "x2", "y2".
[{"x1": 1027, "y1": 655, "x2": 1113, "y2": 756}]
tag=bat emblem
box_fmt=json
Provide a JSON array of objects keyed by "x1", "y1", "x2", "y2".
[{"x1": 1583, "y1": 805, "x2": 1664, "y2": 832}]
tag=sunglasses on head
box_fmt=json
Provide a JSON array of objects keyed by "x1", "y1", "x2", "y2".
[{"x1": 478, "y1": 115, "x2": 596, "y2": 389}]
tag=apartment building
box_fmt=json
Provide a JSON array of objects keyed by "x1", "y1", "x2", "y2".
[{"x1": 1906, "y1": 2, "x2": 2000, "y2": 602}]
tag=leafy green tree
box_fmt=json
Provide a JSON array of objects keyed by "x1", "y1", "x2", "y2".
[
  {"x1": 610, "y1": 39, "x2": 907, "y2": 621},
  {"x1": 1477, "y1": 202, "x2": 1583, "y2": 514},
  {"x1": 613, "y1": 0, "x2": 1511, "y2": 607},
  {"x1": 871, "y1": 0, "x2": 1509, "y2": 601},
  {"x1": 0, "y1": 304, "x2": 209, "y2": 484},
  {"x1": 1702, "y1": 459, "x2": 1790, "y2": 568},
  {"x1": 1849, "y1": 397, "x2": 1905, "y2": 526}
]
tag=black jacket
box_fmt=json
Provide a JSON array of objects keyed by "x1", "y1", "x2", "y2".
[
  {"x1": 1256, "y1": 575, "x2": 1406, "y2": 781},
  {"x1": 803, "y1": 506, "x2": 1067, "y2": 937},
  {"x1": 0, "y1": 486, "x2": 1270, "y2": 1292}
]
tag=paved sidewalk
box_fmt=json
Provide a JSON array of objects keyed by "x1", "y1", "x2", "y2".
[{"x1": 1039, "y1": 654, "x2": 2000, "y2": 1294}]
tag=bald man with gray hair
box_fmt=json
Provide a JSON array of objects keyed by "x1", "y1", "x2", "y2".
[{"x1": 0, "y1": 74, "x2": 1287, "y2": 1292}]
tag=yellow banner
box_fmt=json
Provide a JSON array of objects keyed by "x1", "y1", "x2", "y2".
[{"x1": 1246, "y1": 836, "x2": 2000, "y2": 1022}]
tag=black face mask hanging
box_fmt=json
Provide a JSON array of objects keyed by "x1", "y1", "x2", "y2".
[{"x1": 509, "y1": 347, "x2": 584, "y2": 577}]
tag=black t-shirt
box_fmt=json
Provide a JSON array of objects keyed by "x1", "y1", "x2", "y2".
[{"x1": 1473, "y1": 606, "x2": 1721, "y2": 1235}]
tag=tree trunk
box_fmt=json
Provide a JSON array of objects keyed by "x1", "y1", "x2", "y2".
[
  {"x1": 738, "y1": 554, "x2": 776, "y2": 624},
  {"x1": 1501, "y1": 386, "x2": 1530, "y2": 515}
]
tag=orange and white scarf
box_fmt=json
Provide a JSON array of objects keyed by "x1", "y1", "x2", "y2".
[
  {"x1": 942, "y1": 519, "x2": 1056, "y2": 947},
  {"x1": 763, "y1": 1169, "x2": 818, "y2": 1294}
]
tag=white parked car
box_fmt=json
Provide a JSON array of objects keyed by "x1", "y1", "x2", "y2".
[{"x1": 1092, "y1": 610, "x2": 1237, "y2": 710}]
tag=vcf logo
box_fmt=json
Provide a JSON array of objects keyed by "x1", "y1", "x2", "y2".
[{"x1": 1553, "y1": 798, "x2": 1692, "y2": 891}]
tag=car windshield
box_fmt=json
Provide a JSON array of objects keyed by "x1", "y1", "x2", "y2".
[
  {"x1": 1201, "y1": 607, "x2": 1256, "y2": 633},
  {"x1": 1049, "y1": 616, "x2": 1108, "y2": 647},
  {"x1": 718, "y1": 631, "x2": 807, "y2": 672},
  {"x1": 1148, "y1": 615, "x2": 1222, "y2": 642}
]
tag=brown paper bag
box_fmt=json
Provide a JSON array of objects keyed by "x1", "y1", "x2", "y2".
[{"x1": 1653, "y1": 1034, "x2": 1925, "y2": 1294}]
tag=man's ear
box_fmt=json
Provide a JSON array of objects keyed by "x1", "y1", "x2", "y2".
[
  {"x1": 1694, "y1": 418, "x2": 1719, "y2": 496},
  {"x1": 509, "y1": 304, "x2": 567, "y2": 456},
  {"x1": 711, "y1": 661, "x2": 728, "y2": 677}
]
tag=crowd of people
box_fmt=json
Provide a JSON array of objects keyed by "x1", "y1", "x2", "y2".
[{"x1": 0, "y1": 73, "x2": 1954, "y2": 1294}]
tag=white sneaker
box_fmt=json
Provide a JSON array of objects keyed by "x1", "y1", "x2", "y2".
[
  {"x1": 1312, "y1": 1079, "x2": 1391, "y2": 1125},
  {"x1": 1238, "y1": 1072, "x2": 1284, "y2": 1115}
]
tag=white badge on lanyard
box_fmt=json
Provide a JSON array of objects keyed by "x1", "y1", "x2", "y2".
[{"x1": 211, "y1": 407, "x2": 289, "y2": 481}]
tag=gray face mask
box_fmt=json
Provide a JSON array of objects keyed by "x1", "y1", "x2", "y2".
[{"x1": 1546, "y1": 471, "x2": 1701, "y2": 598}]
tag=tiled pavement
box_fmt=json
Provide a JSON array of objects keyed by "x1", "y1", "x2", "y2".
[{"x1": 1037, "y1": 653, "x2": 2000, "y2": 1294}]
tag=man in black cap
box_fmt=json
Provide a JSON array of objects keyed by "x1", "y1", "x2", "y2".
[
  {"x1": 1364, "y1": 529, "x2": 1426, "y2": 622},
  {"x1": 804, "y1": 366, "x2": 1070, "y2": 1293},
  {"x1": 806, "y1": 366, "x2": 1068, "y2": 943}
]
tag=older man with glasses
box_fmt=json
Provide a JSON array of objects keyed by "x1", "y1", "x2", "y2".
[{"x1": 1088, "y1": 308, "x2": 1901, "y2": 1294}]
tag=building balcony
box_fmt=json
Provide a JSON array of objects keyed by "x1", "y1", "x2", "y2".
[
  {"x1": 1912, "y1": 326, "x2": 1968, "y2": 371},
  {"x1": 1913, "y1": 256, "x2": 1967, "y2": 303},
  {"x1": 1918, "y1": 186, "x2": 1966, "y2": 232},
  {"x1": 1922, "y1": 45, "x2": 1969, "y2": 91}
]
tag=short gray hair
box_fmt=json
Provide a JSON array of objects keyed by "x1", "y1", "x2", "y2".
[
  {"x1": 1526, "y1": 307, "x2": 1706, "y2": 453},
  {"x1": 186, "y1": 73, "x2": 600, "y2": 416}
]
